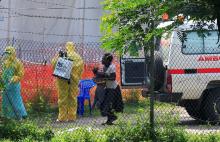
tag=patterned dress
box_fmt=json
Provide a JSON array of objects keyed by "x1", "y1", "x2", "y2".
[{"x1": 1, "y1": 63, "x2": 27, "y2": 119}]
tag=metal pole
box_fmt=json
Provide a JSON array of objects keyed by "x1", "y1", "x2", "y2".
[
  {"x1": 7, "y1": 0, "x2": 11, "y2": 45},
  {"x1": 149, "y1": 9, "x2": 155, "y2": 141},
  {"x1": 81, "y1": 0, "x2": 86, "y2": 56},
  {"x1": 82, "y1": 0, "x2": 86, "y2": 43},
  {"x1": 149, "y1": 40, "x2": 155, "y2": 141}
]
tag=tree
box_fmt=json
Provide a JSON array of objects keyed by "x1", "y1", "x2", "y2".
[{"x1": 100, "y1": 0, "x2": 220, "y2": 54}]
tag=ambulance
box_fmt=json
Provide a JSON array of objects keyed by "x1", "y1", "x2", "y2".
[{"x1": 154, "y1": 20, "x2": 220, "y2": 122}]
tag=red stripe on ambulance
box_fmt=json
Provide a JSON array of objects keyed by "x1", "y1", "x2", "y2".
[
  {"x1": 168, "y1": 69, "x2": 185, "y2": 74},
  {"x1": 168, "y1": 68, "x2": 220, "y2": 74}
]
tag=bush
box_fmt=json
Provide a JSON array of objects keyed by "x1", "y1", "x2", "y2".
[
  {"x1": 104, "y1": 115, "x2": 187, "y2": 142},
  {"x1": 2, "y1": 112, "x2": 220, "y2": 142},
  {"x1": 187, "y1": 134, "x2": 220, "y2": 142},
  {"x1": 0, "y1": 119, "x2": 54, "y2": 141},
  {"x1": 104, "y1": 119, "x2": 151, "y2": 142},
  {"x1": 52, "y1": 128, "x2": 104, "y2": 142},
  {"x1": 156, "y1": 115, "x2": 187, "y2": 142},
  {"x1": 26, "y1": 88, "x2": 54, "y2": 113},
  {"x1": 52, "y1": 114, "x2": 185, "y2": 142}
]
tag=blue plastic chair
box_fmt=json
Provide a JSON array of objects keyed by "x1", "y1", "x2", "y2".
[{"x1": 77, "y1": 79, "x2": 96, "y2": 116}]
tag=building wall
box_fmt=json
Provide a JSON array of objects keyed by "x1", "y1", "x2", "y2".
[{"x1": 0, "y1": 0, "x2": 103, "y2": 43}]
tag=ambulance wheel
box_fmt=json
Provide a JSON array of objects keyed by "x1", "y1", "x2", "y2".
[
  {"x1": 185, "y1": 106, "x2": 204, "y2": 121},
  {"x1": 154, "y1": 52, "x2": 165, "y2": 91},
  {"x1": 202, "y1": 88, "x2": 220, "y2": 123}
]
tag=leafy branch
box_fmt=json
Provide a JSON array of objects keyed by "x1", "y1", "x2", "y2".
[{"x1": 100, "y1": 0, "x2": 220, "y2": 55}]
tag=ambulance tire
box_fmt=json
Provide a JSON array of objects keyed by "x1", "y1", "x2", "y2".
[
  {"x1": 185, "y1": 106, "x2": 204, "y2": 121},
  {"x1": 154, "y1": 52, "x2": 165, "y2": 91},
  {"x1": 202, "y1": 88, "x2": 220, "y2": 123}
]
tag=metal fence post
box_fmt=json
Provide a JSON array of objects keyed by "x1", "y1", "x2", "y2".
[
  {"x1": 149, "y1": 18, "x2": 155, "y2": 141},
  {"x1": 149, "y1": 42, "x2": 155, "y2": 141},
  {"x1": 142, "y1": 7, "x2": 156, "y2": 141}
]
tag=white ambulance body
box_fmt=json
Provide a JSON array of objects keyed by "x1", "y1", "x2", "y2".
[{"x1": 156, "y1": 21, "x2": 220, "y2": 122}]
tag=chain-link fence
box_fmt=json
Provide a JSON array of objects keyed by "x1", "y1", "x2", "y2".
[
  {"x1": 1, "y1": 34, "x2": 220, "y2": 140},
  {"x1": 0, "y1": 38, "x2": 146, "y2": 129}
]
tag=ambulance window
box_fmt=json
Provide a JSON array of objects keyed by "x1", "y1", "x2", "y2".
[{"x1": 182, "y1": 31, "x2": 220, "y2": 54}]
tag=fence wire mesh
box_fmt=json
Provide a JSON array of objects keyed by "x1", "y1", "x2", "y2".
[
  {"x1": 0, "y1": 38, "x2": 146, "y2": 129},
  {"x1": 1, "y1": 33, "x2": 220, "y2": 141}
]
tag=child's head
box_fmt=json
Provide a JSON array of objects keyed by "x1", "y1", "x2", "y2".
[{"x1": 101, "y1": 53, "x2": 113, "y2": 67}]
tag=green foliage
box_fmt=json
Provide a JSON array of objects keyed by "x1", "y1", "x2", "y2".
[
  {"x1": 104, "y1": 118, "x2": 151, "y2": 142},
  {"x1": 52, "y1": 128, "x2": 104, "y2": 142},
  {"x1": 156, "y1": 115, "x2": 187, "y2": 142},
  {"x1": 101, "y1": 0, "x2": 178, "y2": 54},
  {"x1": 50, "y1": 117, "x2": 220, "y2": 142},
  {"x1": 0, "y1": 119, "x2": 54, "y2": 141},
  {"x1": 187, "y1": 134, "x2": 220, "y2": 142},
  {"x1": 26, "y1": 88, "x2": 53, "y2": 113},
  {"x1": 3, "y1": 113, "x2": 220, "y2": 142},
  {"x1": 104, "y1": 114, "x2": 187, "y2": 142},
  {"x1": 168, "y1": 0, "x2": 220, "y2": 23},
  {"x1": 101, "y1": 0, "x2": 220, "y2": 54}
]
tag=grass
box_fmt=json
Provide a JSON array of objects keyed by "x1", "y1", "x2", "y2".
[
  {"x1": 2, "y1": 113, "x2": 220, "y2": 142},
  {"x1": 0, "y1": 90, "x2": 174, "y2": 132},
  {"x1": 3, "y1": 99, "x2": 220, "y2": 142},
  {"x1": 23, "y1": 98, "x2": 175, "y2": 130},
  {"x1": 124, "y1": 99, "x2": 174, "y2": 113},
  {"x1": 84, "y1": 98, "x2": 174, "y2": 116}
]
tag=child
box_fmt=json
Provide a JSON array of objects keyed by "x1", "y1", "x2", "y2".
[{"x1": 92, "y1": 67, "x2": 106, "y2": 110}]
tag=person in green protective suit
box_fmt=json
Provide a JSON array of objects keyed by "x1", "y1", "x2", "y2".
[
  {"x1": 1, "y1": 46, "x2": 27, "y2": 120},
  {"x1": 52, "y1": 42, "x2": 84, "y2": 122}
]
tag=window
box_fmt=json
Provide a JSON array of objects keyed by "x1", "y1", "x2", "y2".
[{"x1": 182, "y1": 31, "x2": 220, "y2": 54}]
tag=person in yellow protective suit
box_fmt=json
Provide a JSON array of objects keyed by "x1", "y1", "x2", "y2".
[
  {"x1": 1, "y1": 46, "x2": 27, "y2": 120},
  {"x1": 52, "y1": 42, "x2": 84, "y2": 122}
]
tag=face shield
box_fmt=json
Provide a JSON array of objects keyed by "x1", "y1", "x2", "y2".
[
  {"x1": 3, "y1": 46, "x2": 16, "y2": 61},
  {"x1": 2, "y1": 51, "x2": 11, "y2": 61}
]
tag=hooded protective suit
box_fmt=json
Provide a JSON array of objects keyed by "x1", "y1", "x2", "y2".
[
  {"x1": 52, "y1": 42, "x2": 83, "y2": 121},
  {"x1": 1, "y1": 46, "x2": 27, "y2": 119}
]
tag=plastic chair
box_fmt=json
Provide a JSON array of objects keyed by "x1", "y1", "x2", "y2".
[{"x1": 77, "y1": 79, "x2": 96, "y2": 116}]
